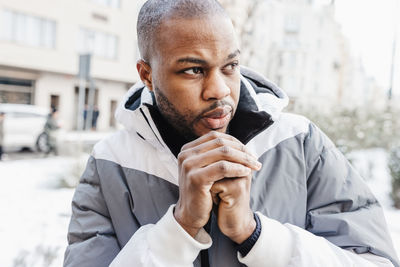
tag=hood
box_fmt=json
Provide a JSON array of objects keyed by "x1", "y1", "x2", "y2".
[
  {"x1": 239, "y1": 66, "x2": 289, "y2": 121},
  {"x1": 115, "y1": 66, "x2": 289, "y2": 146}
]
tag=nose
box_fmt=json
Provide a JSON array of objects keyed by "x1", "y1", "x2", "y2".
[{"x1": 202, "y1": 71, "x2": 231, "y2": 100}]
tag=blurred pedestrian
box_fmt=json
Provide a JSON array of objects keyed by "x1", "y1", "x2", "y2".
[
  {"x1": 44, "y1": 108, "x2": 60, "y2": 155},
  {"x1": 91, "y1": 106, "x2": 100, "y2": 130},
  {"x1": 0, "y1": 112, "x2": 4, "y2": 160},
  {"x1": 83, "y1": 104, "x2": 88, "y2": 130}
]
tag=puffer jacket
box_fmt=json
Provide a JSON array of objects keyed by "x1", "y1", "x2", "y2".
[{"x1": 64, "y1": 67, "x2": 399, "y2": 267}]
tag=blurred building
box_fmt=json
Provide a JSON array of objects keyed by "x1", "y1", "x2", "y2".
[
  {"x1": 0, "y1": 0, "x2": 141, "y2": 131},
  {"x1": 0, "y1": 0, "x2": 387, "y2": 132},
  {"x1": 220, "y1": 0, "x2": 382, "y2": 111},
  {"x1": 391, "y1": 16, "x2": 400, "y2": 105}
]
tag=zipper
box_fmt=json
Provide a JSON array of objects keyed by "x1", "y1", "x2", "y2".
[
  {"x1": 139, "y1": 107, "x2": 164, "y2": 147},
  {"x1": 200, "y1": 215, "x2": 212, "y2": 267}
]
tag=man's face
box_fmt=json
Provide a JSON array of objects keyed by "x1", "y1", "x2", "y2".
[{"x1": 146, "y1": 15, "x2": 241, "y2": 140}]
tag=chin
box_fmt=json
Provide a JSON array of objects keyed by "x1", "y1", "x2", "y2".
[
  {"x1": 197, "y1": 126, "x2": 228, "y2": 137},
  {"x1": 214, "y1": 127, "x2": 228, "y2": 133}
]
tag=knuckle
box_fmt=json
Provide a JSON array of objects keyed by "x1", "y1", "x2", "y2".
[
  {"x1": 181, "y1": 142, "x2": 190, "y2": 151},
  {"x1": 220, "y1": 145, "x2": 230, "y2": 155},
  {"x1": 192, "y1": 147, "x2": 200, "y2": 155},
  {"x1": 210, "y1": 131, "x2": 220, "y2": 139},
  {"x1": 177, "y1": 151, "x2": 187, "y2": 164},
  {"x1": 219, "y1": 161, "x2": 228, "y2": 172},
  {"x1": 215, "y1": 137, "x2": 224, "y2": 146},
  {"x1": 181, "y1": 158, "x2": 193, "y2": 172}
]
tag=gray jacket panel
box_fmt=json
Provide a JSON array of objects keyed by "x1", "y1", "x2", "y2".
[
  {"x1": 64, "y1": 157, "x2": 121, "y2": 267},
  {"x1": 304, "y1": 124, "x2": 397, "y2": 263}
]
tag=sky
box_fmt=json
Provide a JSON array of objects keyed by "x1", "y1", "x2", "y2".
[{"x1": 334, "y1": 0, "x2": 399, "y2": 91}]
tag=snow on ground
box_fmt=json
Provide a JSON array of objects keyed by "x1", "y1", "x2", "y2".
[
  {"x1": 0, "y1": 157, "x2": 81, "y2": 267},
  {"x1": 349, "y1": 148, "x2": 400, "y2": 256},
  {"x1": 0, "y1": 148, "x2": 399, "y2": 266}
]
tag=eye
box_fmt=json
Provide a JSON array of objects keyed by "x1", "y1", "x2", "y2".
[
  {"x1": 222, "y1": 62, "x2": 239, "y2": 74},
  {"x1": 226, "y1": 62, "x2": 239, "y2": 70},
  {"x1": 183, "y1": 67, "x2": 204, "y2": 75}
]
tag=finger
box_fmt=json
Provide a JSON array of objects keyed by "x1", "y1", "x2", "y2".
[
  {"x1": 186, "y1": 144, "x2": 261, "y2": 171},
  {"x1": 210, "y1": 177, "x2": 250, "y2": 205},
  {"x1": 210, "y1": 180, "x2": 235, "y2": 207},
  {"x1": 211, "y1": 177, "x2": 249, "y2": 196},
  {"x1": 193, "y1": 160, "x2": 252, "y2": 183},
  {"x1": 211, "y1": 191, "x2": 221, "y2": 205},
  {"x1": 183, "y1": 136, "x2": 254, "y2": 158},
  {"x1": 181, "y1": 131, "x2": 240, "y2": 152},
  {"x1": 178, "y1": 134, "x2": 258, "y2": 167}
]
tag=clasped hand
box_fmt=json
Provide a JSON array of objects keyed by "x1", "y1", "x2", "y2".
[{"x1": 174, "y1": 131, "x2": 262, "y2": 244}]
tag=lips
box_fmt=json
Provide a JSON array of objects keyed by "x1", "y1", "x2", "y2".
[{"x1": 200, "y1": 106, "x2": 233, "y2": 130}]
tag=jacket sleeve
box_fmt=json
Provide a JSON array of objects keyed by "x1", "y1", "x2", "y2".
[
  {"x1": 238, "y1": 213, "x2": 395, "y2": 267},
  {"x1": 109, "y1": 205, "x2": 212, "y2": 267},
  {"x1": 238, "y1": 122, "x2": 399, "y2": 267},
  {"x1": 64, "y1": 156, "x2": 121, "y2": 267},
  {"x1": 64, "y1": 156, "x2": 212, "y2": 267}
]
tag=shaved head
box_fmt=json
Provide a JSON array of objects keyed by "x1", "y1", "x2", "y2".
[{"x1": 137, "y1": 0, "x2": 229, "y2": 63}]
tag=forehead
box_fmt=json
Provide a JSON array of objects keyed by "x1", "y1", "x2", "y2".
[{"x1": 153, "y1": 16, "x2": 239, "y2": 64}]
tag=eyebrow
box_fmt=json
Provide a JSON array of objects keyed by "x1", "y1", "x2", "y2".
[
  {"x1": 176, "y1": 49, "x2": 241, "y2": 65},
  {"x1": 227, "y1": 49, "x2": 241, "y2": 60},
  {"x1": 176, "y1": 57, "x2": 207, "y2": 65}
]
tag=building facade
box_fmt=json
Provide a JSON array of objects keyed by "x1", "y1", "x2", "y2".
[
  {"x1": 0, "y1": 0, "x2": 141, "y2": 131},
  {"x1": 0, "y1": 0, "x2": 388, "y2": 133},
  {"x1": 220, "y1": 0, "x2": 382, "y2": 111}
]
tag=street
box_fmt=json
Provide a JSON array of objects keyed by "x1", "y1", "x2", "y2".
[{"x1": 1, "y1": 149, "x2": 53, "y2": 161}]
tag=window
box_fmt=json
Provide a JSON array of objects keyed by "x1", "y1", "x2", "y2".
[
  {"x1": 288, "y1": 52, "x2": 297, "y2": 68},
  {"x1": 284, "y1": 35, "x2": 300, "y2": 49},
  {"x1": 0, "y1": 77, "x2": 34, "y2": 104},
  {"x1": 0, "y1": 9, "x2": 56, "y2": 48},
  {"x1": 77, "y1": 28, "x2": 118, "y2": 60},
  {"x1": 50, "y1": 95, "x2": 60, "y2": 110},
  {"x1": 91, "y1": 0, "x2": 121, "y2": 8},
  {"x1": 284, "y1": 15, "x2": 300, "y2": 34}
]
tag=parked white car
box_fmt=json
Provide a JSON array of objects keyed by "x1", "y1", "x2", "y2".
[{"x1": 0, "y1": 104, "x2": 50, "y2": 152}]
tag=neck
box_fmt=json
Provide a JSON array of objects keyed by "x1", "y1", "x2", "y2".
[{"x1": 146, "y1": 104, "x2": 190, "y2": 157}]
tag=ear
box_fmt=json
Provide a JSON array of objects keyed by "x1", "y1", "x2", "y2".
[{"x1": 136, "y1": 60, "x2": 154, "y2": 91}]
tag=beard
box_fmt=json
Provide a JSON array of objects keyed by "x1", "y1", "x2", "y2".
[{"x1": 153, "y1": 86, "x2": 234, "y2": 141}]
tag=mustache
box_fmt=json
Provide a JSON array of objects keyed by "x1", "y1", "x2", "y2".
[{"x1": 195, "y1": 100, "x2": 235, "y2": 120}]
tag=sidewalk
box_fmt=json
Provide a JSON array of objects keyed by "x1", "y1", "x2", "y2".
[{"x1": 57, "y1": 130, "x2": 117, "y2": 155}]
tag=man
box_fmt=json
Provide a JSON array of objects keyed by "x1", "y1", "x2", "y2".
[{"x1": 64, "y1": 1, "x2": 399, "y2": 266}]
